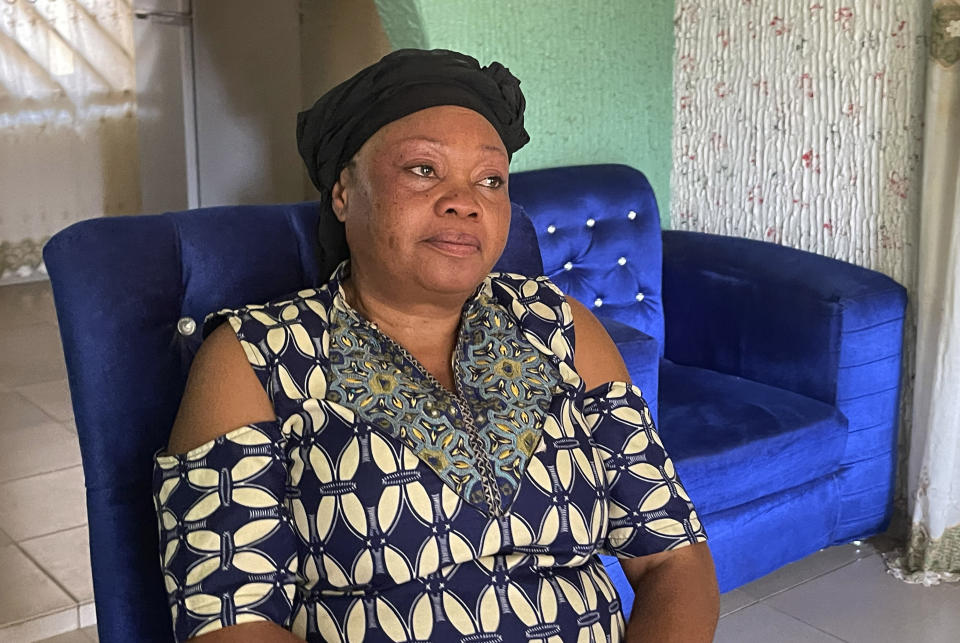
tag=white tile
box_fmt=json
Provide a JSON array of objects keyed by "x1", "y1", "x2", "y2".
[
  {"x1": 15, "y1": 378, "x2": 74, "y2": 422},
  {"x1": 81, "y1": 623, "x2": 99, "y2": 642},
  {"x1": 0, "y1": 466, "x2": 87, "y2": 540},
  {"x1": 61, "y1": 418, "x2": 78, "y2": 433},
  {"x1": 0, "y1": 544, "x2": 75, "y2": 632},
  {"x1": 0, "y1": 281, "x2": 58, "y2": 330},
  {"x1": 715, "y1": 603, "x2": 844, "y2": 642},
  {"x1": 740, "y1": 543, "x2": 869, "y2": 600},
  {"x1": 0, "y1": 323, "x2": 68, "y2": 388},
  {"x1": 21, "y1": 526, "x2": 93, "y2": 603},
  {"x1": 765, "y1": 553, "x2": 960, "y2": 643},
  {"x1": 37, "y1": 627, "x2": 91, "y2": 643},
  {"x1": 0, "y1": 608, "x2": 78, "y2": 643},
  {"x1": 0, "y1": 390, "x2": 53, "y2": 430},
  {"x1": 719, "y1": 588, "x2": 756, "y2": 616},
  {"x1": 0, "y1": 528, "x2": 11, "y2": 547},
  {"x1": 0, "y1": 422, "x2": 81, "y2": 483},
  {"x1": 78, "y1": 602, "x2": 96, "y2": 628}
]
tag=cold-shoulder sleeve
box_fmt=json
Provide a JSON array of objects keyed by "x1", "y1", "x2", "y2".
[
  {"x1": 584, "y1": 382, "x2": 707, "y2": 558},
  {"x1": 152, "y1": 421, "x2": 299, "y2": 641}
]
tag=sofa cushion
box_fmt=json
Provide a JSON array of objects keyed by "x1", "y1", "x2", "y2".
[
  {"x1": 657, "y1": 361, "x2": 848, "y2": 516},
  {"x1": 601, "y1": 473, "x2": 841, "y2": 608}
]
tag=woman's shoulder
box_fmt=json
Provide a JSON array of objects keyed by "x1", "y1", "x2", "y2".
[
  {"x1": 485, "y1": 272, "x2": 574, "y2": 362},
  {"x1": 201, "y1": 284, "x2": 335, "y2": 343},
  {"x1": 486, "y1": 272, "x2": 629, "y2": 389},
  {"x1": 487, "y1": 271, "x2": 565, "y2": 300},
  {"x1": 194, "y1": 285, "x2": 337, "y2": 408},
  {"x1": 486, "y1": 272, "x2": 569, "y2": 316}
]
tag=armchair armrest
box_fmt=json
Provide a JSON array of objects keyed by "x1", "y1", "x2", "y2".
[
  {"x1": 661, "y1": 230, "x2": 907, "y2": 408},
  {"x1": 598, "y1": 318, "x2": 660, "y2": 423},
  {"x1": 662, "y1": 229, "x2": 908, "y2": 539}
]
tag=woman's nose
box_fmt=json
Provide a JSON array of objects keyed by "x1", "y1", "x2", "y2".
[{"x1": 435, "y1": 181, "x2": 480, "y2": 218}]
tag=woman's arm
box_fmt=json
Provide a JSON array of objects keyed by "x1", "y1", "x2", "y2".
[
  {"x1": 566, "y1": 296, "x2": 631, "y2": 388},
  {"x1": 164, "y1": 324, "x2": 303, "y2": 642},
  {"x1": 620, "y1": 544, "x2": 719, "y2": 643},
  {"x1": 185, "y1": 621, "x2": 303, "y2": 643},
  {"x1": 569, "y1": 297, "x2": 719, "y2": 642},
  {"x1": 167, "y1": 322, "x2": 276, "y2": 453}
]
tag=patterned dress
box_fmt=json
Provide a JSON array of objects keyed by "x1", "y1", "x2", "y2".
[{"x1": 152, "y1": 262, "x2": 706, "y2": 642}]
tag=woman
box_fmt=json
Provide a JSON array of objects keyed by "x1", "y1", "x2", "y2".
[{"x1": 154, "y1": 49, "x2": 718, "y2": 642}]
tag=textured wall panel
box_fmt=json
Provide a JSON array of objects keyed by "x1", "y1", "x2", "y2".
[
  {"x1": 671, "y1": 0, "x2": 925, "y2": 288},
  {"x1": 671, "y1": 0, "x2": 928, "y2": 525},
  {"x1": 376, "y1": 0, "x2": 677, "y2": 222}
]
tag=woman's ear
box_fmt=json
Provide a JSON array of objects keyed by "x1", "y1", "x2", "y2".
[
  {"x1": 330, "y1": 181, "x2": 347, "y2": 222},
  {"x1": 330, "y1": 165, "x2": 352, "y2": 223}
]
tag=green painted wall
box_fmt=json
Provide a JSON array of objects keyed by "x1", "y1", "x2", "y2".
[{"x1": 374, "y1": 0, "x2": 675, "y2": 222}]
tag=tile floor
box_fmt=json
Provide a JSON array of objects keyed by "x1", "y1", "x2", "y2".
[
  {"x1": 0, "y1": 279, "x2": 957, "y2": 642},
  {"x1": 0, "y1": 280, "x2": 96, "y2": 642}
]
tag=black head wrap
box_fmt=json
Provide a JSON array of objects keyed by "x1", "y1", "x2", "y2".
[{"x1": 296, "y1": 48, "x2": 530, "y2": 280}]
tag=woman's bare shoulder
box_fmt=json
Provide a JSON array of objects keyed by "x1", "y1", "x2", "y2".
[
  {"x1": 567, "y1": 296, "x2": 631, "y2": 391},
  {"x1": 166, "y1": 322, "x2": 275, "y2": 455}
]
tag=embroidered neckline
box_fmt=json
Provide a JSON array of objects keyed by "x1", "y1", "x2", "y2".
[{"x1": 324, "y1": 261, "x2": 558, "y2": 516}]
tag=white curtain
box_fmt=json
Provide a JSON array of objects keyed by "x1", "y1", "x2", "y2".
[
  {"x1": 886, "y1": 0, "x2": 960, "y2": 585},
  {"x1": 0, "y1": 0, "x2": 139, "y2": 282}
]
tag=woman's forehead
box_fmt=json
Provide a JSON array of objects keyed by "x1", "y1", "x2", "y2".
[{"x1": 370, "y1": 106, "x2": 508, "y2": 155}]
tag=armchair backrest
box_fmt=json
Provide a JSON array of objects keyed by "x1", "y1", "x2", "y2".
[
  {"x1": 509, "y1": 164, "x2": 665, "y2": 355},
  {"x1": 44, "y1": 201, "x2": 542, "y2": 642}
]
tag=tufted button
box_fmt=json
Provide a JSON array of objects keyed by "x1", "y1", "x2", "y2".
[
  {"x1": 177, "y1": 317, "x2": 197, "y2": 336},
  {"x1": 563, "y1": 261, "x2": 573, "y2": 271},
  {"x1": 635, "y1": 293, "x2": 645, "y2": 302},
  {"x1": 628, "y1": 210, "x2": 637, "y2": 220},
  {"x1": 546, "y1": 224, "x2": 556, "y2": 234},
  {"x1": 586, "y1": 218, "x2": 596, "y2": 228},
  {"x1": 617, "y1": 256, "x2": 627, "y2": 266},
  {"x1": 594, "y1": 298, "x2": 603, "y2": 307}
]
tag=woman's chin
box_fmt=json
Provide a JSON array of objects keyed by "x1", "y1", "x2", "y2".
[{"x1": 417, "y1": 257, "x2": 491, "y2": 296}]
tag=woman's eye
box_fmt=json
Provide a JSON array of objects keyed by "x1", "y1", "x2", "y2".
[
  {"x1": 411, "y1": 165, "x2": 435, "y2": 177},
  {"x1": 480, "y1": 175, "x2": 504, "y2": 188}
]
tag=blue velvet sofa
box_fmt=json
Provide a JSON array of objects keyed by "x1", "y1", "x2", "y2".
[
  {"x1": 44, "y1": 163, "x2": 907, "y2": 641},
  {"x1": 508, "y1": 164, "x2": 908, "y2": 601}
]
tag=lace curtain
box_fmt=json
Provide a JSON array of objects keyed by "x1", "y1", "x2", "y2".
[
  {"x1": 0, "y1": 0, "x2": 139, "y2": 282},
  {"x1": 886, "y1": 1, "x2": 960, "y2": 585}
]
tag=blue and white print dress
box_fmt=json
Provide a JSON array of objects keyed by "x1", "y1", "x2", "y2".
[{"x1": 152, "y1": 262, "x2": 706, "y2": 642}]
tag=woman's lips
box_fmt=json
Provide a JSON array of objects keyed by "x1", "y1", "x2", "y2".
[{"x1": 424, "y1": 231, "x2": 481, "y2": 256}]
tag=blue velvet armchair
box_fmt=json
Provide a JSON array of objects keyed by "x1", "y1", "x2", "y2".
[{"x1": 44, "y1": 163, "x2": 907, "y2": 641}]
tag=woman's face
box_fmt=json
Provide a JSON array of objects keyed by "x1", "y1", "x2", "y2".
[{"x1": 332, "y1": 105, "x2": 512, "y2": 303}]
